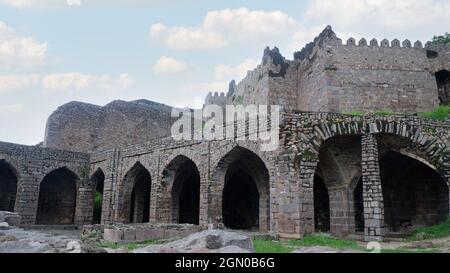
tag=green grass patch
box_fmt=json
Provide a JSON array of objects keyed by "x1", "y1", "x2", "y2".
[
  {"x1": 344, "y1": 111, "x2": 364, "y2": 117},
  {"x1": 381, "y1": 247, "x2": 439, "y2": 253},
  {"x1": 99, "y1": 239, "x2": 162, "y2": 250},
  {"x1": 418, "y1": 105, "x2": 450, "y2": 121},
  {"x1": 374, "y1": 109, "x2": 396, "y2": 116},
  {"x1": 409, "y1": 218, "x2": 450, "y2": 241},
  {"x1": 253, "y1": 238, "x2": 293, "y2": 253},
  {"x1": 289, "y1": 234, "x2": 363, "y2": 250}
]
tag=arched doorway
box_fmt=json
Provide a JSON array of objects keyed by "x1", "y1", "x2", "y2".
[
  {"x1": 314, "y1": 135, "x2": 362, "y2": 237},
  {"x1": 0, "y1": 160, "x2": 18, "y2": 212},
  {"x1": 91, "y1": 169, "x2": 105, "y2": 224},
  {"x1": 380, "y1": 151, "x2": 449, "y2": 233},
  {"x1": 122, "y1": 162, "x2": 151, "y2": 223},
  {"x1": 36, "y1": 167, "x2": 78, "y2": 225},
  {"x1": 162, "y1": 156, "x2": 200, "y2": 225},
  {"x1": 213, "y1": 147, "x2": 270, "y2": 231},
  {"x1": 436, "y1": 70, "x2": 450, "y2": 105}
]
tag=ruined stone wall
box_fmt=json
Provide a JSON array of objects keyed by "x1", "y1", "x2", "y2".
[
  {"x1": 0, "y1": 141, "x2": 90, "y2": 224},
  {"x1": 229, "y1": 64, "x2": 270, "y2": 106},
  {"x1": 229, "y1": 27, "x2": 446, "y2": 115},
  {"x1": 322, "y1": 39, "x2": 439, "y2": 113},
  {"x1": 44, "y1": 100, "x2": 176, "y2": 153}
]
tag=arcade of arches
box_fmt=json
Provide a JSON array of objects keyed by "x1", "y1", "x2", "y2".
[
  {"x1": 1, "y1": 131, "x2": 448, "y2": 241},
  {"x1": 313, "y1": 134, "x2": 449, "y2": 238}
]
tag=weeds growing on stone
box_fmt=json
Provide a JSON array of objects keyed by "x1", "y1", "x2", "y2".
[{"x1": 410, "y1": 218, "x2": 450, "y2": 241}]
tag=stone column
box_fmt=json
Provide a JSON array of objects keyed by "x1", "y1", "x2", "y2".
[
  {"x1": 328, "y1": 186, "x2": 355, "y2": 238},
  {"x1": 298, "y1": 160, "x2": 318, "y2": 237},
  {"x1": 361, "y1": 134, "x2": 385, "y2": 242},
  {"x1": 74, "y1": 184, "x2": 93, "y2": 225},
  {"x1": 103, "y1": 149, "x2": 120, "y2": 224}
]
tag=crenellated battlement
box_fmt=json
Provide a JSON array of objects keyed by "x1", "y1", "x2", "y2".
[{"x1": 341, "y1": 37, "x2": 431, "y2": 49}]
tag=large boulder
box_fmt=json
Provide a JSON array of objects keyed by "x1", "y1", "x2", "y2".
[
  {"x1": 0, "y1": 212, "x2": 21, "y2": 227},
  {"x1": 133, "y1": 230, "x2": 254, "y2": 253}
]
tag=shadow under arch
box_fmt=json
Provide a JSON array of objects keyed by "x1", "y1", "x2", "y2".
[
  {"x1": 36, "y1": 167, "x2": 78, "y2": 225},
  {"x1": 210, "y1": 146, "x2": 270, "y2": 232},
  {"x1": 91, "y1": 168, "x2": 105, "y2": 224},
  {"x1": 0, "y1": 159, "x2": 18, "y2": 212},
  {"x1": 121, "y1": 162, "x2": 151, "y2": 223},
  {"x1": 161, "y1": 155, "x2": 200, "y2": 225}
]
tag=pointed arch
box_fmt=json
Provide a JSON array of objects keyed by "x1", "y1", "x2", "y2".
[
  {"x1": 160, "y1": 155, "x2": 200, "y2": 225},
  {"x1": 36, "y1": 167, "x2": 78, "y2": 225},
  {"x1": 0, "y1": 159, "x2": 18, "y2": 212},
  {"x1": 210, "y1": 146, "x2": 270, "y2": 231},
  {"x1": 91, "y1": 168, "x2": 105, "y2": 224},
  {"x1": 120, "y1": 162, "x2": 151, "y2": 223}
]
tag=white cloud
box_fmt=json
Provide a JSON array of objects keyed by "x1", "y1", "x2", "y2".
[
  {"x1": 0, "y1": 0, "x2": 59, "y2": 9},
  {"x1": 0, "y1": 74, "x2": 41, "y2": 94},
  {"x1": 303, "y1": 0, "x2": 450, "y2": 41},
  {"x1": 66, "y1": 0, "x2": 81, "y2": 6},
  {"x1": 0, "y1": 21, "x2": 48, "y2": 69},
  {"x1": 214, "y1": 59, "x2": 259, "y2": 81},
  {"x1": 42, "y1": 72, "x2": 136, "y2": 91},
  {"x1": 0, "y1": 104, "x2": 24, "y2": 115},
  {"x1": 150, "y1": 7, "x2": 302, "y2": 50},
  {"x1": 152, "y1": 56, "x2": 187, "y2": 74}
]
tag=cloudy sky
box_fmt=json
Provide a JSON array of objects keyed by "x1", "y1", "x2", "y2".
[{"x1": 0, "y1": 0, "x2": 449, "y2": 145}]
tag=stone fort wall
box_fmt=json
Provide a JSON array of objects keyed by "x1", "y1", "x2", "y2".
[{"x1": 226, "y1": 26, "x2": 449, "y2": 114}]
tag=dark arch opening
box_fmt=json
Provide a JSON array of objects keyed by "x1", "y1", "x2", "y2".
[
  {"x1": 314, "y1": 174, "x2": 330, "y2": 232},
  {"x1": 436, "y1": 70, "x2": 450, "y2": 105},
  {"x1": 220, "y1": 148, "x2": 270, "y2": 231},
  {"x1": 0, "y1": 160, "x2": 18, "y2": 212},
  {"x1": 380, "y1": 151, "x2": 449, "y2": 233},
  {"x1": 36, "y1": 168, "x2": 77, "y2": 225},
  {"x1": 91, "y1": 169, "x2": 105, "y2": 224},
  {"x1": 314, "y1": 135, "x2": 362, "y2": 237},
  {"x1": 123, "y1": 163, "x2": 151, "y2": 224},
  {"x1": 165, "y1": 156, "x2": 200, "y2": 225},
  {"x1": 353, "y1": 178, "x2": 365, "y2": 232}
]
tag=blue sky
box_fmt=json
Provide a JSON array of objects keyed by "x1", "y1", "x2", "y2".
[{"x1": 0, "y1": 0, "x2": 449, "y2": 145}]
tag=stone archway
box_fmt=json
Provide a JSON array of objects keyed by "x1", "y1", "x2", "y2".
[
  {"x1": 91, "y1": 168, "x2": 105, "y2": 224},
  {"x1": 0, "y1": 160, "x2": 18, "y2": 212},
  {"x1": 121, "y1": 162, "x2": 151, "y2": 223},
  {"x1": 379, "y1": 151, "x2": 449, "y2": 233},
  {"x1": 313, "y1": 135, "x2": 362, "y2": 237},
  {"x1": 36, "y1": 167, "x2": 78, "y2": 225},
  {"x1": 161, "y1": 155, "x2": 200, "y2": 225},
  {"x1": 210, "y1": 146, "x2": 270, "y2": 231}
]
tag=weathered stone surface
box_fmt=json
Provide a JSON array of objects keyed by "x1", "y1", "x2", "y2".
[
  {"x1": 133, "y1": 230, "x2": 254, "y2": 253},
  {"x1": 0, "y1": 211, "x2": 22, "y2": 227}
]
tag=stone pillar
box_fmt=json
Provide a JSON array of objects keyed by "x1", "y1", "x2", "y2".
[
  {"x1": 298, "y1": 160, "x2": 317, "y2": 236},
  {"x1": 328, "y1": 186, "x2": 355, "y2": 238},
  {"x1": 103, "y1": 149, "x2": 120, "y2": 224},
  {"x1": 361, "y1": 134, "x2": 385, "y2": 242},
  {"x1": 74, "y1": 184, "x2": 93, "y2": 225},
  {"x1": 14, "y1": 172, "x2": 42, "y2": 225}
]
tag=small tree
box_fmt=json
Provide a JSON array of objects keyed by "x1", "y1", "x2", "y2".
[{"x1": 432, "y1": 33, "x2": 450, "y2": 45}]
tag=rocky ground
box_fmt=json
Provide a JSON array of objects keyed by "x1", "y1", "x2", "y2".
[
  {"x1": 1, "y1": 223, "x2": 449, "y2": 253},
  {"x1": 0, "y1": 225, "x2": 81, "y2": 253}
]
